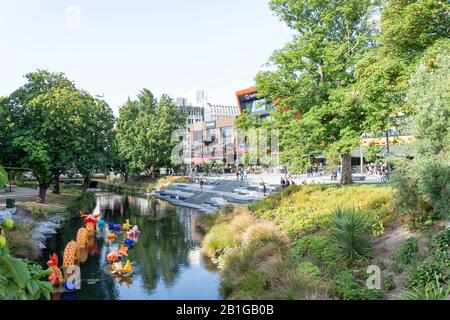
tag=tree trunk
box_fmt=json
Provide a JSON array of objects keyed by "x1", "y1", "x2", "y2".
[
  {"x1": 124, "y1": 173, "x2": 129, "y2": 183},
  {"x1": 38, "y1": 183, "x2": 49, "y2": 203},
  {"x1": 53, "y1": 172, "x2": 61, "y2": 194},
  {"x1": 82, "y1": 176, "x2": 90, "y2": 197},
  {"x1": 340, "y1": 153, "x2": 354, "y2": 185}
]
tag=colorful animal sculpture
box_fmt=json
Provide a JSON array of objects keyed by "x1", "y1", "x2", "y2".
[
  {"x1": 87, "y1": 236, "x2": 98, "y2": 255},
  {"x1": 76, "y1": 227, "x2": 88, "y2": 248},
  {"x1": 47, "y1": 254, "x2": 63, "y2": 286},
  {"x1": 122, "y1": 219, "x2": 132, "y2": 231},
  {"x1": 123, "y1": 239, "x2": 135, "y2": 247},
  {"x1": 97, "y1": 219, "x2": 105, "y2": 231},
  {"x1": 79, "y1": 247, "x2": 88, "y2": 263},
  {"x1": 107, "y1": 233, "x2": 116, "y2": 241},
  {"x1": 63, "y1": 241, "x2": 81, "y2": 269},
  {"x1": 109, "y1": 223, "x2": 122, "y2": 231},
  {"x1": 80, "y1": 211, "x2": 101, "y2": 236},
  {"x1": 111, "y1": 260, "x2": 133, "y2": 275},
  {"x1": 127, "y1": 226, "x2": 140, "y2": 242},
  {"x1": 106, "y1": 245, "x2": 129, "y2": 264}
]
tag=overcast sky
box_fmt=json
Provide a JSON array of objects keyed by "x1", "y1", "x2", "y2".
[{"x1": 0, "y1": 1, "x2": 293, "y2": 115}]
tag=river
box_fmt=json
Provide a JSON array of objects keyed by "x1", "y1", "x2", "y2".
[{"x1": 42, "y1": 192, "x2": 222, "y2": 300}]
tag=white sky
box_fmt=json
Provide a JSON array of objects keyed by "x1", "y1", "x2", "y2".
[{"x1": 0, "y1": 0, "x2": 293, "y2": 115}]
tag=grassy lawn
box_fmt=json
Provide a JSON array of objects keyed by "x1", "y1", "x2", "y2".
[{"x1": 16, "y1": 193, "x2": 79, "y2": 220}]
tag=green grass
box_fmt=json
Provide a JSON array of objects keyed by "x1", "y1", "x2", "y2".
[{"x1": 249, "y1": 184, "x2": 394, "y2": 239}]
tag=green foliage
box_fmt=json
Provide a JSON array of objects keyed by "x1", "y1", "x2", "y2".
[
  {"x1": 431, "y1": 229, "x2": 450, "y2": 252},
  {"x1": 203, "y1": 211, "x2": 325, "y2": 299},
  {"x1": 365, "y1": 143, "x2": 382, "y2": 163},
  {"x1": 66, "y1": 192, "x2": 97, "y2": 220},
  {"x1": 297, "y1": 262, "x2": 321, "y2": 282},
  {"x1": 391, "y1": 237, "x2": 419, "y2": 273},
  {"x1": 115, "y1": 90, "x2": 186, "y2": 174},
  {"x1": 328, "y1": 208, "x2": 371, "y2": 266},
  {"x1": 4, "y1": 223, "x2": 38, "y2": 260},
  {"x1": 291, "y1": 235, "x2": 337, "y2": 269},
  {"x1": 398, "y1": 281, "x2": 450, "y2": 301},
  {"x1": 0, "y1": 227, "x2": 53, "y2": 300},
  {"x1": 331, "y1": 269, "x2": 383, "y2": 300},
  {"x1": 2, "y1": 70, "x2": 115, "y2": 202},
  {"x1": 390, "y1": 39, "x2": 450, "y2": 222},
  {"x1": 251, "y1": 185, "x2": 393, "y2": 238},
  {"x1": 407, "y1": 250, "x2": 450, "y2": 290},
  {"x1": 257, "y1": 0, "x2": 379, "y2": 181}
]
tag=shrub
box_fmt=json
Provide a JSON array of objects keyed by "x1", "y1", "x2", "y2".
[
  {"x1": 297, "y1": 262, "x2": 321, "y2": 282},
  {"x1": 407, "y1": 250, "x2": 449, "y2": 290},
  {"x1": 383, "y1": 274, "x2": 396, "y2": 292},
  {"x1": 196, "y1": 214, "x2": 218, "y2": 234},
  {"x1": 431, "y1": 229, "x2": 450, "y2": 252},
  {"x1": 202, "y1": 223, "x2": 236, "y2": 258},
  {"x1": 4, "y1": 223, "x2": 38, "y2": 260},
  {"x1": 328, "y1": 208, "x2": 371, "y2": 266},
  {"x1": 291, "y1": 235, "x2": 337, "y2": 269},
  {"x1": 331, "y1": 270, "x2": 383, "y2": 300},
  {"x1": 66, "y1": 192, "x2": 97, "y2": 220},
  {"x1": 391, "y1": 237, "x2": 419, "y2": 273},
  {"x1": 398, "y1": 281, "x2": 450, "y2": 300},
  {"x1": 23, "y1": 204, "x2": 48, "y2": 221},
  {"x1": 250, "y1": 185, "x2": 393, "y2": 238}
]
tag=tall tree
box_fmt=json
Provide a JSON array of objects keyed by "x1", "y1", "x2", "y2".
[
  {"x1": 391, "y1": 39, "x2": 450, "y2": 221},
  {"x1": 256, "y1": 0, "x2": 379, "y2": 184},
  {"x1": 5, "y1": 71, "x2": 76, "y2": 202},
  {"x1": 356, "y1": 0, "x2": 450, "y2": 129},
  {"x1": 116, "y1": 90, "x2": 186, "y2": 178},
  {"x1": 71, "y1": 93, "x2": 115, "y2": 195}
]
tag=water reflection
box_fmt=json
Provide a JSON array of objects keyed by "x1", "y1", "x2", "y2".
[{"x1": 42, "y1": 193, "x2": 221, "y2": 300}]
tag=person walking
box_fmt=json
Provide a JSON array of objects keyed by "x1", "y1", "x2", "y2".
[
  {"x1": 260, "y1": 179, "x2": 267, "y2": 196},
  {"x1": 200, "y1": 178, "x2": 204, "y2": 192}
]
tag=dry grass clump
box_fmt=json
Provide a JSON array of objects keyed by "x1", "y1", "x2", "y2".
[
  {"x1": 5, "y1": 222, "x2": 39, "y2": 259},
  {"x1": 202, "y1": 210, "x2": 326, "y2": 299}
]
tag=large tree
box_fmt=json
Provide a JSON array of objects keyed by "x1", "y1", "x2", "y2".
[
  {"x1": 116, "y1": 90, "x2": 186, "y2": 178},
  {"x1": 356, "y1": 0, "x2": 450, "y2": 130},
  {"x1": 256, "y1": 0, "x2": 379, "y2": 184},
  {"x1": 71, "y1": 93, "x2": 115, "y2": 195},
  {"x1": 5, "y1": 71, "x2": 76, "y2": 202}
]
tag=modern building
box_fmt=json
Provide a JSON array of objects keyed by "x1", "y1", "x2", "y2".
[
  {"x1": 235, "y1": 87, "x2": 272, "y2": 120},
  {"x1": 176, "y1": 95, "x2": 205, "y2": 125},
  {"x1": 205, "y1": 103, "x2": 240, "y2": 121},
  {"x1": 183, "y1": 116, "x2": 239, "y2": 166}
]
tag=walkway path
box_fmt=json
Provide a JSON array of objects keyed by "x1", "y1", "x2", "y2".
[
  {"x1": 0, "y1": 186, "x2": 38, "y2": 206},
  {"x1": 151, "y1": 179, "x2": 280, "y2": 213}
]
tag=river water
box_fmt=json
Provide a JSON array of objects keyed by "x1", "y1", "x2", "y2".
[{"x1": 42, "y1": 192, "x2": 221, "y2": 300}]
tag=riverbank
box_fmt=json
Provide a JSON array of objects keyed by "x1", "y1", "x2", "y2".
[
  {"x1": 201, "y1": 184, "x2": 450, "y2": 300},
  {"x1": 1, "y1": 184, "x2": 96, "y2": 259}
]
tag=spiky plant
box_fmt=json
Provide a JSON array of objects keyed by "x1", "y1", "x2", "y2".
[{"x1": 328, "y1": 208, "x2": 371, "y2": 265}]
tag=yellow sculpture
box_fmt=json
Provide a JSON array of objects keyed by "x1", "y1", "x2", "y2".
[
  {"x1": 62, "y1": 241, "x2": 80, "y2": 268},
  {"x1": 111, "y1": 260, "x2": 133, "y2": 275},
  {"x1": 122, "y1": 219, "x2": 132, "y2": 231},
  {"x1": 76, "y1": 227, "x2": 88, "y2": 248}
]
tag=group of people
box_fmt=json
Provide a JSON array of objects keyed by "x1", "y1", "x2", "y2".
[
  {"x1": 366, "y1": 162, "x2": 389, "y2": 176},
  {"x1": 281, "y1": 176, "x2": 296, "y2": 188},
  {"x1": 306, "y1": 163, "x2": 327, "y2": 177},
  {"x1": 235, "y1": 167, "x2": 247, "y2": 182}
]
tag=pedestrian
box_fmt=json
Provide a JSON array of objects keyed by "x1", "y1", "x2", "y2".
[
  {"x1": 200, "y1": 178, "x2": 204, "y2": 191},
  {"x1": 236, "y1": 168, "x2": 240, "y2": 181},
  {"x1": 260, "y1": 179, "x2": 267, "y2": 196}
]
